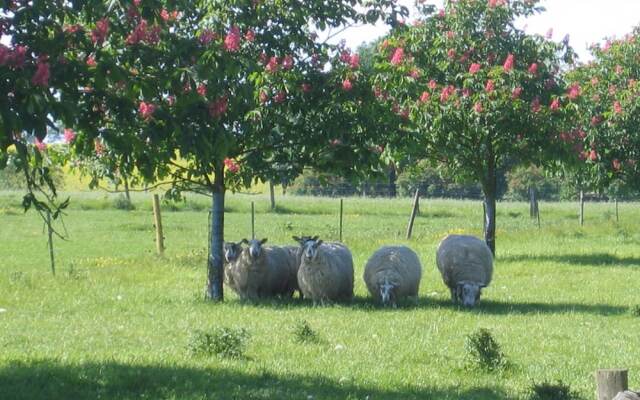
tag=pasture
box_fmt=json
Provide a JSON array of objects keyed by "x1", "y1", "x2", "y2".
[{"x1": 0, "y1": 191, "x2": 638, "y2": 400}]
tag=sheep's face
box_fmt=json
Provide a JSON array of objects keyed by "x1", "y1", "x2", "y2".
[
  {"x1": 457, "y1": 282, "x2": 484, "y2": 307},
  {"x1": 379, "y1": 280, "x2": 396, "y2": 306},
  {"x1": 242, "y1": 238, "x2": 268, "y2": 260},
  {"x1": 301, "y1": 239, "x2": 323, "y2": 262},
  {"x1": 223, "y1": 242, "x2": 242, "y2": 263}
]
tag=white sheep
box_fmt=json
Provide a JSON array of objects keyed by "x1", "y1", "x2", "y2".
[
  {"x1": 223, "y1": 241, "x2": 243, "y2": 292},
  {"x1": 436, "y1": 234, "x2": 493, "y2": 307},
  {"x1": 363, "y1": 246, "x2": 422, "y2": 307},
  {"x1": 226, "y1": 238, "x2": 297, "y2": 300},
  {"x1": 282, "y1": 245, "x2": 304, "y2": 299},
  {"x1": 294, "y1": 236, "x2": 354, "y2": 305}
]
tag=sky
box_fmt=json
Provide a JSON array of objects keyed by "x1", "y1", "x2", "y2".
[{"x1": 330, "y1": 0, "x2": 640, "y2": 62}]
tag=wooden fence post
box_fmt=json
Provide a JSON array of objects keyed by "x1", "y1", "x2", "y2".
[
  {"x1": 269, "y1": 182, "x2": 276, "y2": 210},
  {"x1": 579, "y1": 190, "x2": 585, "y2": 226},
  {"x1": 406, "y1": 189, "x2": 420, "y2": 239},
  {"x1": 251, "y1": 201, "x2": 255, "y2": 239},
  {"x1": 152, "y1": 194, "x2": 165, "y2": 256},
  {"x1": 615, "y1": 198, "x2": 619, "y2": 222},
  {"x1": 596, "y1": 369, "x2": 628, "y2": 400},
  {"x1": 46, "y1": 210, "x2": 55, "y2": 275},
  {"x1": 339, "y1": 198, "x2": 343, "y2": 242}
]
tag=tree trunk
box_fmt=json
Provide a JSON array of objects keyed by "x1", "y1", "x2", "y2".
[
  {"x1": 388, "y1": 163, "x2": 397, "y2": 198},
  {"x1": 123, "y1": 175, "x2": 131, "y2": 202},
  {"x1": 206, "y1": 163, "x2": 225, "y2": 301},
  {"x1": 579, "y1": 189, "x2": 585, "y2": 226},
  {"x1": 596, "y1": 369, "x2": 628, "y2": 400},
  {"x1": 529, "y1": 187, "x2": 538, "y2": 219},
  {"x1": 482, "y1": 152, "x2": 497, "y2": 256},
  {"x1": 269, "y1": 181, "x2": 276, "y2": 210}
]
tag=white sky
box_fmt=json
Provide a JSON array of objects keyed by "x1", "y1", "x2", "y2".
[{"x1": 331, "y1": 0, "x2": 640, "y2": 62}]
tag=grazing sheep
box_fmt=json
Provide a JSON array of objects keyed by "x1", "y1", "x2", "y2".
[
  {"x1": 363, "y1": 246, "x2": 422, "y2": 307},
  {"x1": 223, "y1": 241, "x2": 244, "y2": 291},
  {"x1": 436, "y1": 234, "x2": 493, "y2": 307},
  {"x1": 227, "y1": 238, "x2": 297, "y2": 300},
  {"x1": 294, "y1": 236, "x2": 354, "y2": 305},
  {"x1": 614, "y1": 391, "x2": 640, "y2": 400}
]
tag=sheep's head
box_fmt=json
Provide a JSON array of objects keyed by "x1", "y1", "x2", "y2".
[
  {"x1": 241, "y1": 238, "x2": 267, "y2": 260},
  {"x1": 293, "y1": 236, "x2": 322, "y2": 262},
  {"x1": 223, "y1": 241, "x2": 243, "y2": 263},
  {"x1": 379, "y1": 277, "x2": 396, "y2": 307},
  {"x1": 456, "y1": 281, "x2": 486, "y2": 307}
]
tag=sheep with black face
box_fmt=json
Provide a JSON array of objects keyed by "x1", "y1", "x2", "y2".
[
  {"x1": 294, "y1": 236, "x2": 354, "y2": 305},
  {"x1": 436, "y1": 234, "x2": 493, "y2": 307},
  {"x1": 226, "y1": 238, "x2": 297, "y2": 300},
  {"x1": 223, "y1": 241, "x2": 244, "y2": 292},
  {"x1": 363, "y1": 246, "x2": 422, "y2": 307}
]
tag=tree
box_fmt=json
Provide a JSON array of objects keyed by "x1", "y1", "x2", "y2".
[
  {"x1": 2, "y1": 0, "x2": 407, "y2": 297},
  {"x1": 372, "y1": 0, "x2": 574, "y2": 254},
  {"x1": 565, "y1": 27, "x2": 640, "y2": 193}
]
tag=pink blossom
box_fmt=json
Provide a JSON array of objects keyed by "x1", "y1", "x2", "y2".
[
  {"x1": 528, "y1": 63, "x2": 538, "y2": 75},
  {"x1": 265, "y1": 56, "x2": 279, "y2": 73},
  {"x1": 301, "y1": 83, "x2": 312, "y2": 93},
  {"x1": 446, "y1": 31, "x2": 455, "y2": 40},
  {"x1": 273, "y1": 91, "x2": 286, "y2": 103},
  {"x1": 567, "y1": 84, "x2": 581, "y2": 100},
  {"x1": 224, "y1": 158, "x2": 240, "y2": 174},
  {"x1": 91, "y1": 18, "x2": 109, "y2": 45},
  {"x1": 244, "y1": 30, "x2": 255, "y2": 42},
  {"x1": 589, "y1": 150, "x2": 598, "y2": 161},
  {"x1": 591, "y1": 77, "x2": 599, "y2": 86},
  {"x1": 473, "y1": 102, "x2": 483, "y2": 113},
  {"x1": 469, "y1": 63, "x2": 481, "y2": 74},
  {"x1": 420, "y1": 91, "x2": 430, "y2": 103},
  {"x1": 488, "y1": 0, "x2": 498, "y2": 8},
  {"x1": 531, "y1": 97, "x2": 541, "y2": 113},
  {"x1": 63, "y1": 129, "x2": 76, "y2": 143},
  {"x1": 31, "y1": 61, "x2": 50, "y2": 87},
  {"x1": 223, "y1": 26, "x2": 241, "y2": 52},
  {"x1": 340, "y1": 51, "x2": 352, "y2": 63},
  {"x1": 591, "y1": 115, "x2": 602, "y2": 126},
  {"x1": 35, "y1": 138, "x2": 47, "y2": 152},
  {"x1": 282, "y1": 55, "x2": 294, "y2": 70},
  {"x1": 160, "y1": 9, "x2": 171, "y2": 22},
  {"x1": 615, "y1": 65, "x2": 623, "y2": 75},
  {"x1": 86, "y1": 55, "x2": 97, "y2": 67},
  {"x1": 209, "y1": 96, "x2": 228, "y2": 117},
  {"x1": 199, "y1": 29, "x2": 216, "y2": 45},
  {"x1": 197, "y1": 83, "x2": 207, "y2": 97},
  {"x1": 330, "y1": 139, "x2": 342, "y2": 147},
  {"x1": 485, "y1": 80, "x2": 495, "y2": 93},
  {"x1": 608, "y1": 85, "x2": 617, "y2": 95},
  {"x1": 550, "y1": 98, "x2": 560, "y2": 111},
  {"x1": 612, "y1": 159, "x2": 621, "y2": 171},
  {"x1": 545, "y1": 28, "x2": 553, "y2": 39},
  {"x1": 440, "y1": 85, "x2": 455, "y2": 103},
  {"x1": 64, "y1": 24, "x2": 83, "y2": 34},
  {"x1": 447, "y1": 48, "x2": 456, "y2": 59},
  {"x1": 462, "y1": 88, "x2": 471, "y2": 98},
  {"x1": 342, "y1": 78, "x2": 353, "y2": 91},
  {"x1": 10, "y1": 46, "x2": 27, "y2": 68},
  {"x1": 502, "y1": 53, "x2": 514, "y2": 72},
  {"x1": 408, "y1": 68, "x2": 421, "y2": 79},
  {"x1": 138, "y1": 101, "x2": 156, "y2": 121},
  {"x1": 613, "y1": 101, "x2": 622, "y2": 114},
  {"x1": 259, "y1": 91, "x2": 269, "y2": 104},
  {"x1": 349, "y1": 54, "x2": 360, "y2": 69},
  {"x1": 428, "y1": 80, "x2": 437, "y2": 90},
  {"x1": 390, "y1": 48, "x2": 404, "y2": 66},
  {"x1": 167, "y1": 95, "x2": 176, "y2": 106}
]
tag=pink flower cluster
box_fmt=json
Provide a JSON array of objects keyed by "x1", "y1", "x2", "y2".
[
  {"x1": 440, "y1": 85, "x2": 455, "y2": 103},
  {"x1": 503, "y1": 53, "x2": 514, "y2": 72},
  {"x1": 224, "y1": 26, "x2": 241, "y2": 52},
  {"x1": 342, "y1": 78, "x2": 353, "y2": 91},
  {"x1": 91, "y1": 18, "x2": 109, "y2": 45},
  {"x1": 126, "y1": 20, "x2": 161, "y2": 45},
  {"x1": 0, "y1": 44, "x2": 27, "y2": 68},
  {"x1": 567, "y1": 84, "x2": 581, "y2": 100},
  {"x1": 199, "y1": 29, "x2": 217, "y2": 45},
  {"x1": 160, "y1": 9, "x2": 179, "y2": 22},
  {"x1": 138, "y1": 102, "x2": 156, "y2": 121},
  {"x1": 35, "y1": 138, "x2": 47, "y2": 152},
  {"x1": 63, "y1": 129, "x2": 76, "y2": 143},
  {"x1": 224, "y1": 158, "x2": 240, "y2": 174},
  {"x1": 31, "y1": 59, "x2": 51, "y2": 87},
  {"x1": 390, "y1": 48, "x2": 405, "y2": 66},
  {"x1": 469, "y1": 63, "x2": 481, "y2": 74},
  {"x1": 209, "y1": 96, "x2": 228, "y2": 118},
  {"x1": 340, "y1": 51, "x2": 360, "y2": 69}
]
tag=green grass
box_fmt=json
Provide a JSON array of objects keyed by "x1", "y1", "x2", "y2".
[{"x1": 1, "y1": 190, "x2": 639, "y2": 400}]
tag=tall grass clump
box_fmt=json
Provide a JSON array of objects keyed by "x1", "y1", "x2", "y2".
[
  {"x1": 528, "y1": 380, "x2": 579, "y2": 400},
  {"x1": 188, "y1": 327, "x2": 250, "y2": 359},
  {"x1": 464, "y1": 328, "x2": 506, "y2": 371},
  {"x1": 292, "y1": 320, "x2": 320, "y2": 344}
]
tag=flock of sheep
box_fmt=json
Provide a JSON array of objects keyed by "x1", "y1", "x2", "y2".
[{"x1": 223, "y1": 234, "x2": 493, "y2": 307}]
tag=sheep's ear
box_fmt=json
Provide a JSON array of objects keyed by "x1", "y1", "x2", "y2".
[
  {"x1": 312, "y1": 235, "x2": 319, "y2": 241},
  {"x1": 240, "y1": 238, "x2": 248, "y2": 245},
  {"x1": 315, "y1": 240, "x2": 323, "y2": 247},
  {"x1": 260, "y1": 238, "x2": 268, "y2": 244}
]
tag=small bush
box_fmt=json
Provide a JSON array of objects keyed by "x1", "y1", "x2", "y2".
[
  {"x1": 464, "y1": 328, "x2": 505, "y2": 371},
  {"x1": 188, "y1": 327, "x2": 250, "y2": 359},
  {"x1": 113, "y1": 195, "x2": 135, "y2": 211},
  {"x1": 292, "y1": 320, "x2": 319, "y2": 344},
  {"x1": 528, "y1": 380, "x2": 577, "y2": 400},
  {"x1": 631, "y1": 305, "x2": 640, "y2": 317}
]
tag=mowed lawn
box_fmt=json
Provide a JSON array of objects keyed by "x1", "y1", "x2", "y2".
[{"x1": 0, "y1": 191, "x2": 638, "y2": 400}]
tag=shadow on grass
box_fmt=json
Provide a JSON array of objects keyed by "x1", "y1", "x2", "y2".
[
  {"x1": 500, "y1": 253, "x2": 640, "y2": 267},
  {"x1": 212, "y1": 294, "x2": 627, "y2": 316},
  {"x1": 0, "y1": 359, "x2": 517, "y2": 400}
]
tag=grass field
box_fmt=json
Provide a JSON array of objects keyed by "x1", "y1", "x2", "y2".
[{"x1": 1, "y1": 190, "x2": 639, "y2": 400}]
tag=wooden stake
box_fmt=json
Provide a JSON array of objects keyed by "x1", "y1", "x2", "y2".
[
  {"x1": 406, "y1": 189, "x2": 420, "y2": 240},
  {"x1": 615, "y1": 198, "x2": 619, "y2": 222},
  {"x1": 596, "y1": 369, "x2": 628, "y2": 400},
  {"x1": 339, "y1": 198, "x2": 343, "y2": 242},
  {"x1": 269, "y1": 181, "x2": 276, "y2": 210},
  {"x1": 46, "y1": 210, "x2": 55, "y2": 276},
  {"x1": 579, "y1": 190, "x2": 585, "y2": 226},
  {"x1": 251, "y1": 201, "x2": 255, "y2": 239},
  {"x1": 152, "y1": 194, "x2": 164, "y2": 256}
]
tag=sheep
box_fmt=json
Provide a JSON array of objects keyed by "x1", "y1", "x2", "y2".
[
  {"x1": 226, "y1": 238, "x2": 297, "y2": 300},
  {"x1": 294, "y1": 236, "x2": 354, "y2": 305},
  {"x1": 282, "y1": 245, "x2": 304, "y2": 299},
  {"x1": 436, "y1": 234, "x2": 493, "y2": 307},
  {"x1": 223, "y1": 241, "x2": 243, "y2": 291},
  {"x1": 614, "y1": 391, "x2": 640, "y2": 400},
  {"x1": 363, "y1": 246, "x2": 422, "y2": 307}
]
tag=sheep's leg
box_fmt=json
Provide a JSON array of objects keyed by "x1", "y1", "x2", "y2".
[{"x1": 450, "y1": 288, "x2": 457, "y2": 304}]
